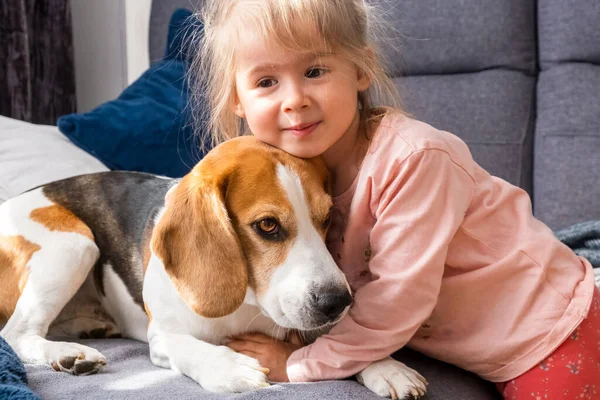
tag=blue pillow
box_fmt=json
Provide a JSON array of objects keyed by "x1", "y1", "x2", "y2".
[{"x1": 57, "y1": 9, "x2": 202, "y2": 178}]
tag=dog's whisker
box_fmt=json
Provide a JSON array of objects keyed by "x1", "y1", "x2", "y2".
[
  {"x1": 300, "y1": 330, "x2": 308, "y2": 344},
  {"x1": 269, "y1": 324, "x2": 276, "y2": 339},
  {"x1": 244, "y1": 311, "x2": 264, "y2": 332},
  {"x1": 268, "y1": 324, "x2": 279, "y2": 342}
]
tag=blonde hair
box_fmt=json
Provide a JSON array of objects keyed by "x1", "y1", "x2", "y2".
[{"x1": 189, "y1": 0, "x2": 402, "y2": 150}]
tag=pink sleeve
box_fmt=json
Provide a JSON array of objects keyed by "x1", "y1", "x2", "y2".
[{"x1": 287, "y1": 149, "x2": 475, "y2": 382}]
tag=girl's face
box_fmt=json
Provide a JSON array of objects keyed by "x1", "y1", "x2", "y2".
[{"x1": 233, "y1": 38, "x2": 370, "y2": 160}]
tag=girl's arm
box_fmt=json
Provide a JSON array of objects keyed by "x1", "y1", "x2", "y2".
[{"x1": 287, "y1": 148, "x2": 476, "y2": 382}]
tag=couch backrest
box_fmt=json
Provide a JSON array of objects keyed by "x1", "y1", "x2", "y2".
[
  {"x1": 149, "y1": 0, "x2": 599, "y2": 230},
  {"x1": 534, "y1": 0, "x2": 600, "y2": 229},
  {"x1": 149, "y1": 0, "x2": 199, "y2": 63},
  {"x1": 374, "y1": 0, "x2": 537, "y2": 213}
]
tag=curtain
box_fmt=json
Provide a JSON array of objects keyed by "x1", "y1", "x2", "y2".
[{"x1": 0, "y1": 0, "x2": 76, "y2": 124}]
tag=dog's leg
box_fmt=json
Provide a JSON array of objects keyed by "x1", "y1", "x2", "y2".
[
  {"x1": 48, "y1": 275, "x2": 121, "y2": 339},
  {"x1": 1, "y1": 236, "x2": 107, "y2": 375},
  {"x1": 356, "y1": 357, "x2": 428, "y2": 399},
  {"x1": 148, "y1": 332, "x2": 270, "y2": 393}
]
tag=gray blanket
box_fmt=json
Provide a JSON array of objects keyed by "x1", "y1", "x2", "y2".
[{"x1": 26, "y1": 338, "x2": 497, "y2": 399}]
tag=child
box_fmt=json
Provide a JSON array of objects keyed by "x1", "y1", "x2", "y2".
[{"x1": 191, "y1": 0, "x2": 600, "y2": 398}]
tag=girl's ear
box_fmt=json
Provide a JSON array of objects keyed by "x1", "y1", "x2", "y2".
[
  {"x1": 357, "y1": 71, "x2": 371, "y2": 92},
  {"x1": 357, "y1": 48, "x2": 373, "y2": 92},
  {"x1": 232, "y1": 93, "x2": 246, "y2": 118}
]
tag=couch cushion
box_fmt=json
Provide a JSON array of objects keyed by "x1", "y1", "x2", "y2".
[
  {"x1": 534, "y1": 0, "x2": 600, "y2": 229},
  {"x1": 538, "y1": 0, "x2": 600, "y2": 69},
  {"x1": 534, "y1": 64, "x2": 600, "y2": 229}
]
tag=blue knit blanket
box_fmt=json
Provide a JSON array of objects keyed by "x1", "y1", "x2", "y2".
[
  {"x1": 0, "y1": 336, "x2": 41, "y2": 400},
  {"x1": 555, "y1": 220, "x2": 600, "y2": 268},
  {"x1": 555, "y1": 220, "x2": 600, "y2": 288}
]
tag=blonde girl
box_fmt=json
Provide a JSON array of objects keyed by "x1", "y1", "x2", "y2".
[{"x1": 191, "y1": 0, "x2": 600, "y2": 398}]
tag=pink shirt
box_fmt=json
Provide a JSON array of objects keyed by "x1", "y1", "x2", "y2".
[{"x1": 286, "y1": 113, "x2": 595, "y2": 383}]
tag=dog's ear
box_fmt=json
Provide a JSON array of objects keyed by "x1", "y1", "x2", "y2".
[{"x1": 151, "y1": 165, "x2": 248, "y2": 318}]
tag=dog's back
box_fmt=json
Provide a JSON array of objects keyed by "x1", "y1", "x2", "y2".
[
  {"x1": 39, "y1": 172, "x2": 176, "y2": 305},
  {"x1": 0, "y1": 172, "x2": 174, "y2": 339}
]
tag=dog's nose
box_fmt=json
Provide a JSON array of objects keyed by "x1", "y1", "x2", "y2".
[{"x1": 314, "y1": 290, "x2": 353, "y2": 321}]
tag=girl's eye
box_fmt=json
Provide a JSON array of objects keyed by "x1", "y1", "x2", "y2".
[
  {"x1": 257, "y1": 78, "x2": 277, "y2": 88},
  {"x1": 305, "y1": 67, "x2": 327, "y2": 79}
]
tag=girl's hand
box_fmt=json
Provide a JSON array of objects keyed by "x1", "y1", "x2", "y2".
[{"x1": 227, "y1": 331, "x2": 304, "y2": 382}]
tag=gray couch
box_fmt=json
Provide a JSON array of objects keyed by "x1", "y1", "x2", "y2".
[{"x1": 25, "y1": 0, "x2": 599, "y2": 399}]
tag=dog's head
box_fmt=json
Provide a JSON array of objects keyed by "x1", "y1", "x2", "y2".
[{"x1": 151, "y1": 136, "x2": 352, "y2": 330}]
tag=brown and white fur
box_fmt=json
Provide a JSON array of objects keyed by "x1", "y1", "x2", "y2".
[{"x1": 0, "y1": 136, "x2": 426, "y2": 398}]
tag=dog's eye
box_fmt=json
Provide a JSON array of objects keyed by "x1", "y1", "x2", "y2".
[
  {"x1": 257, "y1": 218, "x2": 279, "y2": 235},
  {"x1": 323, "y1": 214, "x2": 331, "y2": 229}
]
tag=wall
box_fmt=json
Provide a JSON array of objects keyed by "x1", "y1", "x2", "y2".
[{"x1": 70, "y1": 0, "x2": 151, "y2": 113}]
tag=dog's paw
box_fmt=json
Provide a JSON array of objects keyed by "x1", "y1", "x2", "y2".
[
  {"x1": 356, "y1": 357, "x2": 428, "y2": 399},
  {"x1": 48, "y1": 342, "x2": 107, "y2": 375},
  {"x1": 193, "y1": 346, "x2": 270, "y2": 393}
]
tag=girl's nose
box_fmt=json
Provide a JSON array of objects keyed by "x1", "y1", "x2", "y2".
[{"x1": 282, "y1": 81, "x2": 311, "y2": 112}]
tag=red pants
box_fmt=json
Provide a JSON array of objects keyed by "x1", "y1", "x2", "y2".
[{"x1": 497, "y1": 287, "x2": 600, "y2": 399}]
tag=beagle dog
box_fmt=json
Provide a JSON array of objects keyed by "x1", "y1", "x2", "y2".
[{"x1": 0, "y1": 136, "x2": 426, "y2": 398}]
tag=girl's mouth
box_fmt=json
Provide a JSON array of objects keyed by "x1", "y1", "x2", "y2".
[{"x1": 285, "y1": 121, "x2": 321, "y2": 138}]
